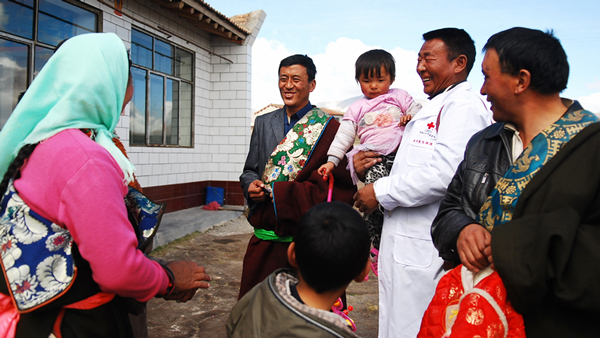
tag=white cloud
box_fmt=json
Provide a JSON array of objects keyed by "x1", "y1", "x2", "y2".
[
  {"x1": 577, "y1": 92, "x2": 600, "y2": 114},
  {"x1": 586, "y1": 81, "x2": 600, "y2": 91},
  {"x1": 251, "y1": 37, "x2": 291, "y2": 111},
  {"x1": 250, "y1": 37, "x2": 425, "y2": 112},
  {"x1": 0, "y1": 56, "x2": 27, "y2": 127}
]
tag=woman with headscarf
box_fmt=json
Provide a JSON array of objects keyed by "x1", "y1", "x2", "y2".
[{"x1": 0, "y1": 33, "x2": 210, "y2": 338}]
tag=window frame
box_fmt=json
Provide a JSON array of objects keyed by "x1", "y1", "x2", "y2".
[
  {"x1": 0, "y1": 0, "x2": 100, "y2": 130},
  {"x1": 129, "y1": 26, "x2": 195, "y2": 148},
  {"x1": 0, "y1": 0, "x2": 101, "y2": 87}
]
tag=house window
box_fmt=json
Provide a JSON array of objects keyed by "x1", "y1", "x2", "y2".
[
  {"x1": 130, "y1": 28, "x2": 193, "y2": 147},
  {"x1": 0, "y1": 0, "x2": 98, "y2": 129}
]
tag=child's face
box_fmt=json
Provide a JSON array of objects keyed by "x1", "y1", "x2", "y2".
[{"x1": 358, "y1": 66, "x2": 393, "y2": 99}]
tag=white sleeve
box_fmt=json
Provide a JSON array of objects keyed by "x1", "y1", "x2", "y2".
[
  {"x1": 374, "y1": 98, "x2": 490, "y2": 209},
  {"x1": 327, "y1": 120, "x2": 357, "y2": 166},
  {"x1": 406, "y1": 101, "x2": 423, "y2": 116}
]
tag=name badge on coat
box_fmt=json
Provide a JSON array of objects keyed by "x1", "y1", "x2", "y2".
[{"x1": 410, "y1": 119, "x2": 437, "y2": 149}]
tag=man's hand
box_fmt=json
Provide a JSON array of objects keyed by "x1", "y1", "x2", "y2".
[
  {"x1": 457, "y1": 223, "x2": 491, "y2": 272},
  {"x1": 483, "y1": 245, "x2": 494, "y2": 271},
  {"x1": 165, "y1": 260, "x2": 211, "y2": 294},
  {"x1": 248, "y1": 180, "x2": 267, "y2": 202},
  {"x1": 352, "y1": 151, "x2": 382, "y2": 182},
  {"x1": 353, "y1": 183, "x2": 379, "y2": 215}
]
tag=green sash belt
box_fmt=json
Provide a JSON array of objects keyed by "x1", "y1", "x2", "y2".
[{"x1": 254, "y1": 228, "x2": 293, "y2": 242}]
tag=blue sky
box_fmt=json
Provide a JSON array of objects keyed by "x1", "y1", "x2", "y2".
[{"x1": 211, "y1": 0, "x2": 600, "y2": 112}]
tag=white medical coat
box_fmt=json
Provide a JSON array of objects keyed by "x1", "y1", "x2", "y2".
[{"x1": 373, "y1": 82, "x2": 491, "y2": 338}]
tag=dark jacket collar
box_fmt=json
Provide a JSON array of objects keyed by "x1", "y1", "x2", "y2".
[{"x1": 482, "y1": 99, "x2": 584, "y2": 141}]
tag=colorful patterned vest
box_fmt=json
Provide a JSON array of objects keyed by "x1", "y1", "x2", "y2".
[
  {"x1": 478, "y1": 109, "x2": 598, "y2": 230},
  {"x1": 0, "y1": 182, "x2": 164, "y2": 312}
]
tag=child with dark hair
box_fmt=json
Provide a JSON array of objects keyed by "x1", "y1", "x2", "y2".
[
  {"x1": 318, "y1": 49, "x2": 421, "y2": 275},
  {"x1": 226, "y1": 201, "x2": 371, "y2": 338}
]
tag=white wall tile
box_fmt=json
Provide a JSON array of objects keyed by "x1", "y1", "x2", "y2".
[
  {"x1": 229, "y1": 154, "x2": 246, "y2": 163},
  {"x1": 229, "y1": 136, "x2": 246, "y2": 145},
  {"x1": 228, "y1": 172, "x2": 241, "y2": 181},
  {"x1": 115, "y1": 25, "x2": 129, "y2": 41},
  {"x1": 213, "y1": 82, "x2": 230, "y2": 91},
  {"x1": 92, "y1": 3, "x2": 262, "y2": 193},
  {"x1": 219, "y1": 145, "x2": 236, "y2": 153},
  {"x1": 103, "y1": 21, "x2": 117, "y2": 33},
  {"x1": 211, "y1": 136, "x2": 228, "y2": 145},
  {"x1": 221, "y1": 73, "x2": 237, "y2": 82},
  {"x1": 230, "y1": 100, "x2": 247, "y2": 109},
  {"x1": 214, "y1": 46, "x2": 231, "y2": 55},
  {"x1": 213, "y1": 100, "x2": 230, "y2": 109},
  {"x1": 229, "y1": 82, "x2": 246, "y2": 90},
  {"x1": 220, "y1": 91, "x2": 236, "y2": 100}
]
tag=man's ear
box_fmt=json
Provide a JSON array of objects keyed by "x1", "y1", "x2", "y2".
[
  {"x1": 287, "y1": 242, "x2": 298, "y2": 268},
  {"x1": 354, "y1": 260, "x2": 371, "y2": 283},
  {"x1": 514, "y1": 69, "x2": 531, "y2": 94},
  {"x1": 453, "y1": 55, "x2": 468, "y2": 74},
  {"x1": 309, "y1": 79, "x2": 316, "y2": 93}
]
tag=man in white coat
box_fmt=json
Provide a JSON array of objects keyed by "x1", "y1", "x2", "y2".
[{"x1": 353, "y1": 28, "x2": 491, "y2": 338}]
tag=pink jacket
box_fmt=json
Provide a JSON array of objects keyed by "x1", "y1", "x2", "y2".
[{"x1": 14, "y1": 129, "x2": 168, "y2": 302}]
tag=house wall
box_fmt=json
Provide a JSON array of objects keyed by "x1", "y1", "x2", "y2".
[{"x1": 76, "y1": 0, "x2": 264, "y2": 211}]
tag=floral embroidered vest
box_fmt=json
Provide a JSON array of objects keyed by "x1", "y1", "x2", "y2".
[
  {"x1": 262, "y1": 108, "x2": 332, "y2": 193},
  {"x1": 0, "y1": 183, "x2": 163, "y2": 312}
]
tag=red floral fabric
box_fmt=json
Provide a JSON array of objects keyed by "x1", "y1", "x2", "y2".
[{"x1": 418, "y1": 265, "x2": 525, "y2": 338}]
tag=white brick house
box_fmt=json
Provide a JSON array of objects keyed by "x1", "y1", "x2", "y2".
[{"x1": 0, "y1": 0, "x2": 265, "y2": 211}]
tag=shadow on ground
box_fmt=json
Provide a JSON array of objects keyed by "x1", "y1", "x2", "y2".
[{"x1": 147, "y1": 216, "x2": 379, "y2": 338}]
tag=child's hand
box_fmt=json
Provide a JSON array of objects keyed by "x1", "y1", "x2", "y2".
[
  {"x1": 398, "y1": 114, "x2": 413, "y2": 127},
  {"x1": 318, "y1": 162, "x2": 335, "y2": 178}
]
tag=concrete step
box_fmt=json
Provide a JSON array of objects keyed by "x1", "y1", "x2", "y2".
[{"x1": 153, "y1": 205, "x2": 244, "y2": 248}]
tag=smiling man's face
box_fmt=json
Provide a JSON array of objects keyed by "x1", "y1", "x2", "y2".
[
  {"x1": 278, "y1": 64, "x2": 315, "y2": 116},
  {"x1": 416, "y1": 38, "x2": 457, "y2": 97}
]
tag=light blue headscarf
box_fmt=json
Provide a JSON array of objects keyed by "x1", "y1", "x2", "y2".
[{"x1": 0, "y1": 32, "x2": 135, "y2": 184}]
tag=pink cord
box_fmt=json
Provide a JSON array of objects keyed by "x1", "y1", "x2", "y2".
[{"x1": 327, "y1": 174, "x2": 334, "y2": 202}]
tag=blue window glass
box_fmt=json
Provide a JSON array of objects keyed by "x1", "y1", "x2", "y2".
[
  {"x1": 131, "y1": 29, "x2": 152, "y2": 69},
  {"x1": 129, "y1": 29, "x2": 193, "y2": 147},
  {"x1": 0, "y1": 0, "x2": 34, "y2": 39},
  {"x1": 148, "y1": 74, "x2": 164, "y2": 144},
  {"x1": 174, "y1": 47, "x2": 192, "y2": 81},
  {"x1": 0, "y1": 0, "x2": 97, "y2": 130},
  {"x1": 179, "y1": 82, "x2": 192, "y2": 147},
  {"x1": 38, "y1": 0, "x2": 96, "y2": 46},
  {"x1": 0, "y1": 38, "x2": 28, "y2": 129},
  {"x1": 34, "y1": 46, "x2": 53, "y2": 78},
  {"x1": 166, "y1": 79, "x2": 178, "y2": 145},
  {"x1": 130, "y1": 67, "x2": 147, "y2": 145},
  {"x1": 154, "y1": 39, "x2": 173, "y2": 75}
]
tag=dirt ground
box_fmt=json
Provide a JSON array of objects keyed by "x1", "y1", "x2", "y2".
[{"x1": 147, "y1": 216, "x2": 379, "y2": 338}]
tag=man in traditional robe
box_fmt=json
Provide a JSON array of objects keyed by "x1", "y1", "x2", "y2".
[
  {"x1": 238, "y1": 54, "x2": 355, "y2": 299},
  {"x1": 432, "y1": 27, "x2": 600, "y2": 337}
]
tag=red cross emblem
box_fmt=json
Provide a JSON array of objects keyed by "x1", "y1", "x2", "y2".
[{"x1": 427, "y1": 122, "x2": 435, "y2": 129}]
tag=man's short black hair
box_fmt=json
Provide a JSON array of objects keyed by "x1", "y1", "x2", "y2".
[
  {"x1": 423, "y1": 28, "x2": 476, "y2": 75},
  {"x1": 279, "y1": 54, "x2": 317, "y2": 82},
  {"x1": 355, "y1": 49, "x2": 395, "y2": 82},
  {"x1": 483, "y1": 27, "x2": 569, "y2": 95},
  {"x1": 294, "y1": 201, "x2": 370, "y2": 294}
]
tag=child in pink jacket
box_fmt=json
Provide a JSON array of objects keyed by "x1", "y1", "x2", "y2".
[{"x1": 318, "y1": 50, "x2": 421, "y2": 274}]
